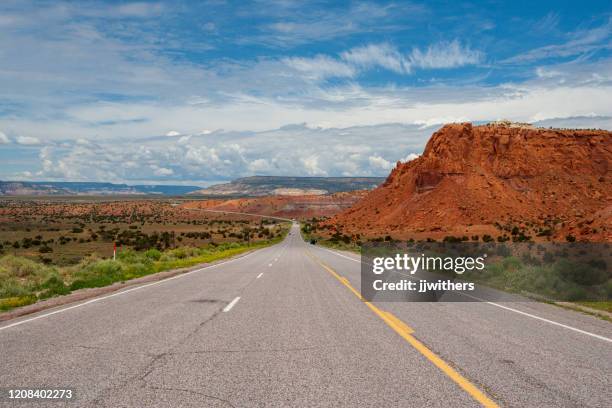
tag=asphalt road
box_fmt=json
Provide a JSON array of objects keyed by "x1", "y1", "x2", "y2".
[{"x1": 0, "y1": 223, "x2": 610, "y2": 407}]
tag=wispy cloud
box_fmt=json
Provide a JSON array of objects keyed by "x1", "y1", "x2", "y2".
[
  {"x1": 505, "y1": 18, "x2": 612, "y2": 63},
  {"x1": 283, "y1": 55, "x2": 356, "y2": 80},
  {"x1": 408, "y1": 40, "x2": 483, "y2": 69},
  {"x1": 251, "y1": 2, "x2": 424, "y2": 46},
  {"x1": 0, "y1": 131, "x2": 9, "y2": 144},
  {"x1": 341, "y1": 43, "x2": 411, "y2": 74},
  {"x1": 284, "y1": 41, "x2": 483, "y2": 80}
]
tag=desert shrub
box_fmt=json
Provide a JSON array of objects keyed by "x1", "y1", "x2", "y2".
[
  {"x1": 554, "y1": 259, "x2": 609, "y2": 286},
  {"x1": 123, "y1": 262, "x2": 151, "y2": 280},
  {"x1": 38, "y1": 274, "x2": 70, "y2": 299},
  {"x1": 0, "y1": 255, "x2": 54, "y2": 279},
  {"x1": 70, "y1": 260, "x2": 124, "y2": 290},
  {"x1": 0, "y1": 295, "x2": 37, "y2": 311},
  {"x1": 565, "y1": 286, "x2": 588, "y2": 302},
  {"x1": 117, "y1": 249, "x2": 141, "y2": 263},
  {"x1": 0, "y1": 277, "x2": 31, "y2": 298},
  {"x1": 144, "y1": 248, "x2": 162, "y2": 261}
]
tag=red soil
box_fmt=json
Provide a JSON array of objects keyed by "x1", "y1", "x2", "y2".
[{"x1": 180, "y1": 191, "x2": 367, "y2": 219}]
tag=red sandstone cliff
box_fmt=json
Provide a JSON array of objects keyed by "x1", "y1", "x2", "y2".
[{"x1": 329, "y1": 123, "x2": 611, "y2": 241}]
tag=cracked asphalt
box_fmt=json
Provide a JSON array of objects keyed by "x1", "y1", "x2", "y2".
[{"x1": 0, "y1": 224, "x2": 610, "y2": 407}]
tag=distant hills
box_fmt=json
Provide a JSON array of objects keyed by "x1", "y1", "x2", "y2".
[
  {"x1": 0, "y1": 176, "x2": 386, "y2": 197},
  {"x1": 0, "y1": 181, "x2": 202, "y2": 196},
  {"x1": 189, "y1": 176, "x2": 385, "y2": 197}
]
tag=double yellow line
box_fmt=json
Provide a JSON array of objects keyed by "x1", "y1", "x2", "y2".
[{"x1": 306, "y1": 250, "x2": 499, "y2": 408}]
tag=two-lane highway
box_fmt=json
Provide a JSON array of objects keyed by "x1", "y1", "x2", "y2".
[{"x1": 0, "y1": 224, "x2": 610, "y2": 407}]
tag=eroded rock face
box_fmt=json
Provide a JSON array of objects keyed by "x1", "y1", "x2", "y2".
[{"x1": 329, "y1": 123, "x2": 612, "y2": 241}]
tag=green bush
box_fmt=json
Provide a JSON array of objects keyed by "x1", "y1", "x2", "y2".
[
  {"x1": 0, "y1": 255, "x2": 54, "y2": 279},
  {"x1": 554, "y1": 259, "x2": 609, "y2": 286},
  {"x1": 70, "y1": 260, "x2": 124, "y2": 290},
  {"x1": 38, "y1": 274, "x2": 70, "y2": 299},
  {"x1": 144, "y1": 248, "x2": 162, "y2": 261}
]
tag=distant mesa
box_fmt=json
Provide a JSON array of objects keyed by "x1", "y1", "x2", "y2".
[
  {"x1": 0, "y1": 181, "x2": 202, "y2": 196},
  {"x1": 189, "y1": 176, "x2": 385, "y2": 197},
  {"x1": 328, "y1": 122, "x2": 611, "y2": 242}
]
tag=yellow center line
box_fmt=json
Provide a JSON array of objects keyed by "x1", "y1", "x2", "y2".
[{"x1": 305, "y1": 250, "x2": 499, "y2": 408}]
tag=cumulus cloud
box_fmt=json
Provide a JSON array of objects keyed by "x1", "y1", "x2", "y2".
[
  {"x1": 403, "y1": 153, "x2": 420, "y2": 162},
  {"x1": 409, "y1": 40, "x2": 483, "y2": 69},
  {"x1": 368, "y1": 155, "x2": 393, "y2": 170},
  {"x1": 0, "y1": 131, "x2": 9, "y2": 144},
  {"x1": 16, "y1": 123, "x2": 430, "y2": 183},
  {"x1": 16, "y1": 135, "x2": 41, "y2": 145},
  {"x1": 301, "y1": 155, "x2": 327, "y2": 176},
  {"x1": 153, "y1": 166, "x2": 174, "y2": 176},
  {"x1": 165, "y1": 130, "x2": 181, "y2": 137}
]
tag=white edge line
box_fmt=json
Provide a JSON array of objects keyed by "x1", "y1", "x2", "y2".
[
  {"x1": 483, "y1": 300, "x2": 612, "y2": 343},
  {"x1": 223, "y1": 297, "x2": 241, "y2": 312},
  {"x1": 0, "y1": 246, "x2": 267, "y2": 332},
  {"x1": 316, "y1": 245, "x2": 612, "y2": 343},
  {"x1": 316, "y1": 245, "x2": 360, "y2": 263}
]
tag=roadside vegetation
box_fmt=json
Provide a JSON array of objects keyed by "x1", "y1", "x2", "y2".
[
  {"x1": 0, "y1": 199, "x2": 285, "y2": 265},
  {"x1": 301, "y1": 218, "x2": 361, "y2": 253},
  {"x1": 302, "y1": 218, "x2": 610, "y2": 314},
  {"x1": 467, "y1": 254, "x2": 611, "y2": 310},
  {"x1": 0, "y1": 233, "x2": 288, "y2": 312},
  {"x1": 0, "y1": 198, "x2": 290, "y2": 312}
]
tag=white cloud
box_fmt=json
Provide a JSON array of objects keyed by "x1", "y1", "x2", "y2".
[
  {"x1": 506, "y1": 19, "x2": 612, "y2": 63},
  {"x1": 165, "y1": 130, "x2": 181, "y2": 137},
  {"x1": 254, "y1": 2, "x2": 424, "y2": 46},
  {"x1": 249, "y1": 158, "x2": 274, "y2": 173},
  {"x1": 283, "y1": 41, "x2": 483, "y2": 82},
  {"x1": 409, "y1": 40, "x2": 483, "y2": 69},
  {"x1": 16, "y1": 135, "x2": 41, "y2": 145},
  {"x1": 414, "y1": 116, "x2": 470, "y2": 129},
  {"x1": 403, "y1": 153, "x2": 420, "y2": 162},
  {"x1": 368, "y1": 155, "x2": 393, "y2": 170},
  {"x1": 301, "y1": 155, "x2": 327, "y2": 176},
  {"x1": 0, "y1": 131, "x2": 9, "y2": 144},
  {"x1": 177, "y1": 135, "x2": 191, "y2": 144},
  {"x1": 153, "y1": 166, "x2": 173, "y2": 176},
  {"x1": 284, "y1": 55, "x2": 355, "y2": 80},
  {"x1": 341, "y1": 43, "x2": 410, "y2": 74},
  {"x1": 535, "y1": 67, "x2": 562, "y2": 78}
]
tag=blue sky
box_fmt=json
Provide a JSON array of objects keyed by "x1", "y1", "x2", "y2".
[{"x1": 0, "y1": 0, "x2": 611, "y2": 184}]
